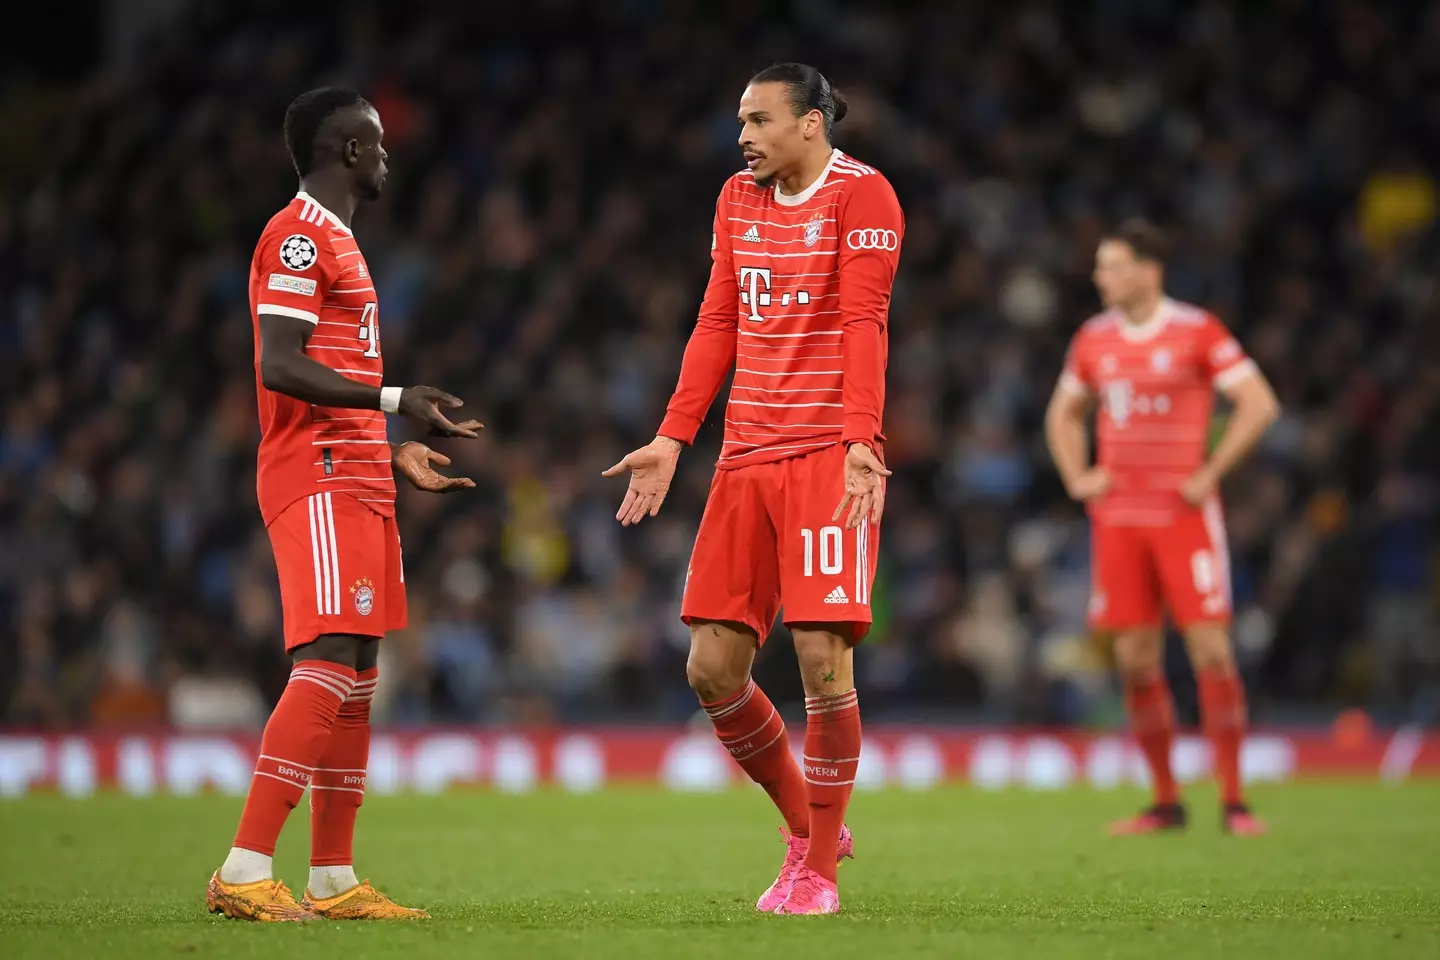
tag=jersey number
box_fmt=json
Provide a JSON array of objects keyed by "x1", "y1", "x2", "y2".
[
  {"x1": 358, "y1": 302, "x2": 379, "y2": 358},
  {"x1": 800, "y1": 526, "x2": 845, "y2": 577}
]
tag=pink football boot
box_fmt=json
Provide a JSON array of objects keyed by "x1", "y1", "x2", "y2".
[
  {"x1": 755, "y1": 824, "x2": 853, "y2": 913},
  {"x1": 1222, "y1": 804, "x2": 1268, "y2": 836},
  {"x1": 774, "y1": 865, "x2": 840, "y2": 915}
]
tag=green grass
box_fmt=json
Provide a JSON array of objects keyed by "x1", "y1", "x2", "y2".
[{"x1": 1, "y1": 783, "x2": 1437, "y2": 958}]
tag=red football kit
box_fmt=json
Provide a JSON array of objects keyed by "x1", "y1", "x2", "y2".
[
  {"x1": 1060, "y1": 297, "x2": 1259, "y2": 629},
  {"x1": 249, "y1": 193, "x2": 405, "y2": 650},
  {"x1": 660, "y1": 150, "x2": 904, "y2": 639}
]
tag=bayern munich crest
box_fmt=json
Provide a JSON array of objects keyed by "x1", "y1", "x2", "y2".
[
  {"x1": 804, "y1": 211, "x2": 825, "y2": 247},
  {"x1": 279, "y1": 234, "x2": 318, "y2": 271},
  {"x1": 351, "y1": 577, "x2": 375, "y2": 616}
]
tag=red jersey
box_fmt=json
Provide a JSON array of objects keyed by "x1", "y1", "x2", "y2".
[
  {"x1": 248, "y1": 193, "x2": 394, "y2": 525},
  {"x1": 1061, "y1": 297, "x2": 1258, "y2": 526},
  {"x1": 658, "y1": 149, "x2": 904, "y2": 468}
]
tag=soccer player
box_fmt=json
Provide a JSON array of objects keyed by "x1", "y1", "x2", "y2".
[
  {"x1": 604, "y1": 64, "x2": 903, "y2": 914},
  {"x1": 207, "y1": 88, "x2": 481, "y2": 922},
  {"x1": 1045, "y1": 220, "x2": 1280, "y2": 836}
]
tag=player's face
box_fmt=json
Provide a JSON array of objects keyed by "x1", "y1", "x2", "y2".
[
  {"x1": 738, "y1": 82, "x2": 816, "y2": 187},
  {"x1": 1092, "y1": 240, "x2": 1153, "y2": 309},
  {"x1": 350, "y1": 107, "x2": 389, "y2": 201}
]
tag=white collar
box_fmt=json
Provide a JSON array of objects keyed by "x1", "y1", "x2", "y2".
[
  {"x1": 773, "y1": 148, "x2": 841, "y2": 207},
  {"x1": 295, "y1": 191, "x2": 353, "y2": 235},
  {"x1": 1115, "y1": 297, "x2": 1174, "y2": 343}
]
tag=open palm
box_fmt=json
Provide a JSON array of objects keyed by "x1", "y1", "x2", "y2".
[{"x1": 602, "y1": 437, "x2": 681, "y2": 526}]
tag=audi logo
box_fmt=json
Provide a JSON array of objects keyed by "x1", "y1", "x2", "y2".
[{"x1": 846, "y1": 228, "x2": 899, "y2": 251}]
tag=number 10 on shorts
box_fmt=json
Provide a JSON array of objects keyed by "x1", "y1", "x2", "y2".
[{"x1": 800, "y1": 526, "x2": 845, "y2": 576}]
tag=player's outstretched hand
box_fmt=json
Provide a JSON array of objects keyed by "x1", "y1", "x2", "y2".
[
  {"x1": 602, "y1": 436, "x2": 682, "y2": 526},
  {"x1": 398, "y1": 386, "x2": 483, "y2": 439},
  {"x1": 392, "y1": 441, "x2": 477, "y2": 494},
  {"x1": 834, "y1": 442, "x2": 892, "y2": 530},
  {"x1": 1066, "y1": 467, "x2": 1113, "y2": 502}
]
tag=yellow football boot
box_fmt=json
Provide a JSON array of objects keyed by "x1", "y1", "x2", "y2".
[
  {"x1": 302, "y1": 880, "x2": 430, "y2": 920},
  {"x1": 207, "y1": 872, "x2": 316, "y2": 922}
]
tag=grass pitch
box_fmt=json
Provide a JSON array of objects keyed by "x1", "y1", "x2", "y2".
[{"x1": 1, "y1": 783, "x2": 1436, "y2": 959}]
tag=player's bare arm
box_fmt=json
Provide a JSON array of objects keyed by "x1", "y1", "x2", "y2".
[
  {"x1": 1045, "y1": 381, "x2": 1112, "y2": 501},
  {"x1": 258, "y1": 312, "x2": 481, "y2": 439},
  {"x1": 1180, "y1": 367, "x2": 1280, "y2": 505},
  {"x1": 602, "y1": 436, "x2": 682, "y2": 526},
  {"x1": 605, "y1": 176, "x2": 739, "y2": 527}
]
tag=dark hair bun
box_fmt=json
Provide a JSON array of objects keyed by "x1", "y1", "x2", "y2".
[{"x1": 831, "y1": 89, "x2": 849, "y2": 124}]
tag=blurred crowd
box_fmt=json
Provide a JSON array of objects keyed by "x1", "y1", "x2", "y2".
[{"x1": 2, "y1": 0, "x2": 1438, "y2": 729}]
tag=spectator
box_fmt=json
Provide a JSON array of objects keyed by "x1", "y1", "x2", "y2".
[{"x1": 1, "y1": 1, "x2": 1437, "y2": 727}]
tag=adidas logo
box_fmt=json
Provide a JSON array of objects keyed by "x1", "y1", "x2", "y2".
[
  {"x1": 823, "y1": 586, "x2": 849, "y2": 604},
  {"x1": 742, "y1": 225, "x2": 762, "y2": 242}
]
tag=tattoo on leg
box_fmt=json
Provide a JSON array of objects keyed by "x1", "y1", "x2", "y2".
[{"x1": 821, "y1": 669, "x2": 837, "y2": 685}]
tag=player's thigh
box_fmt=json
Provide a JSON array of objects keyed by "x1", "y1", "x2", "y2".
[
  {"x1": 1154, "y1": 500, "x2": 1232, "y2": 629},
  {"x1": 776, "y1": 444, "x2": 879, "y2": 641},
  {"x1": 267, "y1": 492, "x2": 389, "y2": 652},
  {"x1": 681, "y1": 467, "x2": 781, "y2": 640},
  {"x1": 1089, "y1": 521, "x2": 1161, "y2": 631}
]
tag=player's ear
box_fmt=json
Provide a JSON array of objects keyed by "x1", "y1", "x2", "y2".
[{"x1": 344, "y1": 138, "x2": 360, "y2": 168}]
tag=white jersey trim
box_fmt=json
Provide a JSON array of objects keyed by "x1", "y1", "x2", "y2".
[
  {"x1": 295, "y1": 192, "x2": 353, "y2": 235},
  {"x1": 258, "y1": 304, "x2": 319, "y2": 324},
  {"x1": 1214, "y1": 358, "x2": 1259, "y2": 393},
  {"x1": 773, "y1": 148, "x2": 841, "y2": 207},
  {"x1": 1114, "y1": 298, "x2": 1177, "y2": 343},
  {"x1": 1058, "y1": 371, "x2": 1092, "y2": 397}
]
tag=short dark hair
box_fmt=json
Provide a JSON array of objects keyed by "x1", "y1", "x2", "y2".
[
  {"x1": 749, "y1": 63, "x2": 849, "y2": 141},
  {"x1": 283, "y1": 87, "x2": 370, "y2": 177},
  {"x1": 1105, "y1": 219, "x2": 1170, "y2": 266}
]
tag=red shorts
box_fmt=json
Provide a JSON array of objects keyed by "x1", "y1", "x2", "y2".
[
  {"x1": 681, "y1": 443, "x2": 880, "y2": 642},
  {"x1": 267, "y1": 491, "x2": 407, "y2": 650},
  {"x1": 1089, "y1": 497, "x2": 1231, "y2": 631}
]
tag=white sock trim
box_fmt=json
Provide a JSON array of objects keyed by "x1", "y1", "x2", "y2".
[
  {"x1": 308, "y1": 865, "x2": 360, "y2": 899},
  {"x1": 219, "y1": 847, "x2": 273, "y2": 884}
]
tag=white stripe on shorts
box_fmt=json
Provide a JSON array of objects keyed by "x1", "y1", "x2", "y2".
[
  {"x1": 855, "y1": 520, "x2": 864, "y2": 606},
  {"x1": 324, "y1": 492, "x2": 341, "y2": 615},
  {"x1": 308, "y1": 495, "x2": 329, "y2": 615}
]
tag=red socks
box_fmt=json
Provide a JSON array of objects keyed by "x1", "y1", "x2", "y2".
[
  {"x1": 310, "y1": 667, "x2": 377, "y2": 866},
  {"x1": 802, "y1": 690, "x2": 861, "y2": 883},
  {"x1": 703, "y1": 679, "x2": 809, "y2": 838},
  {"x1": 233, "y1": 661, "x2": 356, "y2": 856},
  {"x1": 1124, "y1": 674, "x2": 1179, "y2": 807},
  {"x1": 1198, "y1": 667, "x2": 1248, "y2": 806}
]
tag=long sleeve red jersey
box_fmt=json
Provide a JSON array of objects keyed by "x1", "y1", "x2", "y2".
[{"x1": 657, "y1": 149, "x2": 904, "y2": 468}]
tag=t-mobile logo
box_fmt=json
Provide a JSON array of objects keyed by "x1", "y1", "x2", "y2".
[{"x1": 739, "y1": 266, "x2": 772, "y2": 322}]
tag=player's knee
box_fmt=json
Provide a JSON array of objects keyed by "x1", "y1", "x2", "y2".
[
  {"x1": 685, "y1": 622, "x2": 755, "y2": 702},
  {"x1": 685, "y1": 652, "x2": 747, "y2": 702},
  {"x1": 791, "y1": 626, "x2": 853, "y2": 690},
  {"x1": 292, "y1": 633, "x2": 365, "y2": 669},
  {"x1": 1113, "y1": 628, "x2": 1163, "y2": 683},
  {"x1": 1184, "y1": 624, "x2": 1235, "y2": 672},
  {"x1": 355, "y1": 638, "x2": 380, "y2": 673}
]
